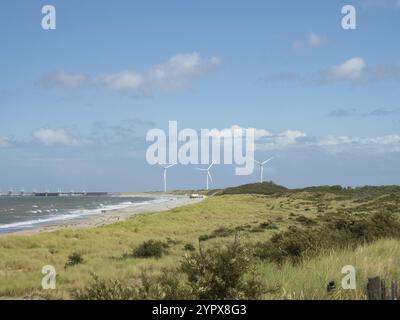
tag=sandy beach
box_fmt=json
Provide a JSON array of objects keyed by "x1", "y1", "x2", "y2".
[{"x1": 0, "y1": 195, "x2": 205, "y2": 237}]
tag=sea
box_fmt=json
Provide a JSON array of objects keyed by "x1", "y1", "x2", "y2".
[{"x1": 0, "y1": 194, "x2": 163, "y2": 234}]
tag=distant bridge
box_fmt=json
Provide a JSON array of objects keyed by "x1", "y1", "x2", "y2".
[{"x1": 0, "y1": 192, "x2": 108, "y2": 197}]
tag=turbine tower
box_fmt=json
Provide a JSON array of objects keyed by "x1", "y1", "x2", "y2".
[
  {"x1": 159, "y1": 164, "x2": 176, "y2": 193},
  {"x1": 196, "y1": 162, "x2": 214, "y2": 190},
  {"x1": 254, "y1": 158, "x2": 273, "y2": 183}
]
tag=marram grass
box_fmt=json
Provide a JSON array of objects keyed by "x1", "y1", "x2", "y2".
[{"x1": 0, "y1": 193, "x2": 399, "y2": 300}]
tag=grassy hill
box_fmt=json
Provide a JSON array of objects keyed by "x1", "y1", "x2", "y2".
[{"x1": 218, "y1": 181, "x2": 288, "y2": 196}]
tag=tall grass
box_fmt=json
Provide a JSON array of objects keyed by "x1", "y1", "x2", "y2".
[
  {"x1": 259, "y1": 239, "x2": 400, "y2": 300},
  {"x1": 0, "y1": 191, "x2": 399, "y2": 300}
]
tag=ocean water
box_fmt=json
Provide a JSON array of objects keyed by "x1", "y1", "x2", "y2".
[{"x1": 0, "y1": 195, "x2": 160, "y2": 234}]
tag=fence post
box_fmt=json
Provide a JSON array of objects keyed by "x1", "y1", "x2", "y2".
[
  {"x1": 390, "y1": 281, "x2": 398, "y2": 300},
  {"x1": 367, "y1": 277, "x2": 398, "y2": 300},
  {"x1": 381, "y1": 279, "x2": 386, "y2": 300},
  {"x1": 367, "y1": 277, "x2": 382, "y2": 300}
]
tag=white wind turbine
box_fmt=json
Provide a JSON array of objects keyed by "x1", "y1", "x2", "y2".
[
  {"x1": 159, "y1": 164, "x2": 176, "y2": 193},
  {"x1": 254, "y1": 157, "x2": 273, "y2": 183},
  {"x1": 196, "y1": 162, "x2": 214, "y2": 190}
]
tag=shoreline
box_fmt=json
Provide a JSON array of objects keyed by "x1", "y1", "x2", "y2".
[{"x1": 0, "y1": 194, "x2": 205, "y2": 237}]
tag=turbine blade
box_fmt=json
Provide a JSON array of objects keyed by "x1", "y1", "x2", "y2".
[
  {"x1": 208, "y1": 171, "x2": 213, "y2": 184},
  {"x1": 262, "y1": 157, "x2": 273, "y2": 165},
  {"x1": 208, "y1": 161, "x2": 214, "y2": 170}
]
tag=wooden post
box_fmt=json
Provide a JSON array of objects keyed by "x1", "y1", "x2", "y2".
[
  {"x1": 367, "y1": 277, "x2": 398, "y2": 300},
  {"x1": 390, "y1": 281, "x2": 398, "y2": 300},
  {"x1": 367, "y1": 277, "x2": 382, "y2": 300},
  {"x1": 381, "y1": 279, "x2": 386, "y2": 300}
]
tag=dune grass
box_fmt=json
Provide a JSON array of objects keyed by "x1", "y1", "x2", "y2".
[
  {"x1": 0, "y1": 192, "x2": 399, "y2": 299},
  {"x1": 259, "y1": 239, "x2": 400, "y2": 300}
]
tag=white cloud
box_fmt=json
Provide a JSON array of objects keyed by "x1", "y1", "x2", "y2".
[
  {"x1": 256, "y1": 130, "x2": 307, "y2": 150},
  {"x1": 38, "y1": 53, "x2": 221, "y2": 95},
  {"x1": 262, "y1": 57, "x2": 400, "y2": 85},
  {"x1": 317, "y1": 134, "x2": 400, "y2": 148},
  {"x1": 205, "y1": 126, "x2": 397, "y2": 153},
  {"x1": 230, "y1": 125, "x2": 272, "y2": 139},
  {"x1": 33, "y1": 128, "x2": 80, "y2": 147},
  {"x1": 326, "y1": 57, "x2": 367, "y2": 81},
  {"x1": 254, "y1": 127, "x2": 400, "y2": 153},
  {"x1": 38, "y1": 71, "x2": 90, "y2": 89},
  {"x1": 95, "y1": 72, "x2": 144, "y2": 91},
  {"x1": 145, "y1": 53, "x2": 220, "y2": 92},
  {"x1": 293, "y1": 33, "x2": 327, "y2": 49},
  {"x1": 0, "y1": 137, "x2": 10, "y2": 147}
]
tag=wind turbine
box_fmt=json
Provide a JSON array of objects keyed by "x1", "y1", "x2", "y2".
[
  {"x1": 196, "y1": 162, "x2": 214, "y2": 190},
  {"x1": 254, "y1": 157, "x2": 273, "y2": 183},
  {"x1": 159, "y1": 164, "x2": 176, "y2": 193}
]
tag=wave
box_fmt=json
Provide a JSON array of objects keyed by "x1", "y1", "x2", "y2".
[{"x1": 0, "y1": 197, "x2": 171, "y2": 231}]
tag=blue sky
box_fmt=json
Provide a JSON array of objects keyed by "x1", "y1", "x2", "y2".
[{"x1": 0, "y1": 0, "x2": 400, "y2": 192}]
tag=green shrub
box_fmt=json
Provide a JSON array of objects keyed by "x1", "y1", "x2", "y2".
[
  {"x1": 65, "y1": 252, "x2": 84, "y2": 268},
  {"x1": 295, "y1": 216, "x2": 317, "y2": 227},
  {"x1": 73, "y1": 275, "x2": 137, "y2": 300},
  {"x1": 249, "y1": 226, "x2": 265, "y2": 233},
  {"x1": 75, "y1": 239, "x2": 264, "y2": 300},
  {"x1": 256, "y1": 211, "x2": 400, "y2": 264},
  {"x1": 132, "y1": 240, "x2": 169, "y2": 258},
  {"x1": 198, "y1": 234, "x2": 210, "y2": 242},
  {"x1": 180, "y1": 238, "x2": 264, "y2": 300},
  {"x1": 184, "y1": 243, "x2": 196, "y2": 252},
  {"x1": 235, "y1": 224, "x2": 252, "y2": 231},
  {"x1": 259, "y1": 222, "x2": 278, "y2": 230},
  {"x1": 75, "y1": 270, "x2": 193, "y2": 300},
  {"x1": 210, "y1": 227, "x2": 235, "y2": 238}
]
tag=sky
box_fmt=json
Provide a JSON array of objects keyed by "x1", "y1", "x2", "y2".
[{"x1": 0, "y1": 0, "x2": 400, "y2": 192}]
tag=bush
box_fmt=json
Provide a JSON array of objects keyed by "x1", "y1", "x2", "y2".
[
  {"x1": 184, "y1": 243, "x2": 196, "y2": 252},
  {"x1": 259, "y1": 222, "x2": 278, "y2": 230},
  {"x1": 199, "y1": 227, "x2": 237, "y2": 242},
  {"x1": 256, "y1": 211, "x2": 400, "y2": 264},
  {"x1": 75, "y1": 239, "x2": 265, "y2": 300},
  {"x1": 198, "y1": 234, "x2": 210, "y2": 242},
  {"x1": 295, "y1": 216, "x2": 317, "y2": 227},
  {"x1": 249, "y1": 226, "x2": 265, "y2": 233},
  {"x1": 73, "y1": 275, "x2": 137, "y2": 300},
  {"x1": 210, "y1": 227, "x2": 235, "y2": 238},
  {"x1": 180, "y1": 238, "x2": 264, "y2": 300},
  {"x1": 65, "y1": 252, "x2": 84, "y2": 268},
  {"x1": 132, "y1": 240, "x2": 169, "y2": 259}
]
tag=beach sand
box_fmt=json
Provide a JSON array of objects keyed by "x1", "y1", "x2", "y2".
[{"x1": 0, "y1": 195, "x2": 205, "y2": 237}]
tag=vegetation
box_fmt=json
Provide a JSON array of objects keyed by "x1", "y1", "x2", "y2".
[
  {"x1": 131, "y1": 240, "x2": 169, "y2": 259},
  {"x1": 65, "y1": 252, "x2": 84, "y2": 269},
  {"x1": 1, "y1": 183, "x2": 400, "y2": 299},
  {"x1": 218, "y1": 182, "x2": 288, "y2": 196},
  {"x1": 75, "y1": 239, "x2": 264, "y2": 300},
  {"x1": 256, "y1": 211, "x2": 400, "y2": 264},
  {"x1": 183, "y1": 243, "x2": 196, "y2": 252},
  {"x1": 180, "y1": 238, "x2": 264, "y2": 300}
]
